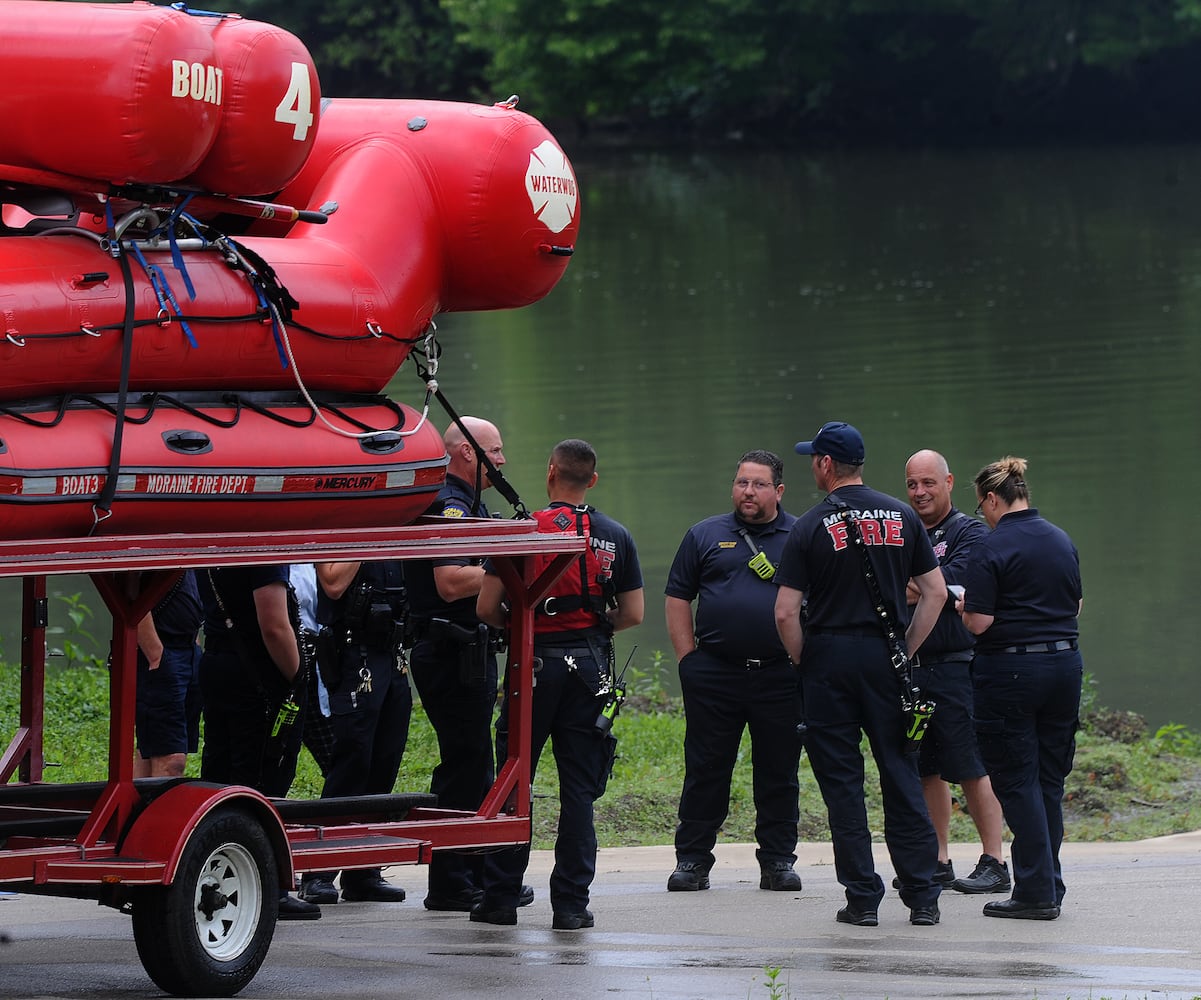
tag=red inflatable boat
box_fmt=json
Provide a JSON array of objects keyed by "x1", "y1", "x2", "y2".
[
  {"x1": 0, "y1": 1, "x2": 580, "y2": 536},
  {"x1": 0, "y1": 393, "x2": 448, "y2": 539}
]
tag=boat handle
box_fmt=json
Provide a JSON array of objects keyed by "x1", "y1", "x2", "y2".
[{"x1": 162, "y1": 430, "x2": 213, "y2": 455}]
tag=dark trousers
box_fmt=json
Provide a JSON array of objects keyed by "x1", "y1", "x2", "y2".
[
  {"x1": 972, "y1": 649, "x2": 1082, "y2": 905},
  {"x1": 199, "y1": 648, "x2": 304, "y2": 798},
  {"x1": 674, "y1": 646, "x2": 802, "y2": 867},
  {"x1": 322, "y1": 644, "x2": 411, "y2": 800},
  {"x1": 800, "y1": 632, "x2": 939, "y2": 910},
  {"x1": 301, "y1": 646, "x2": 336, "y2": 778},
  {"x1": 315, "y1": 644, "x2": 410, "y2": 885},
  {"x1": 409, "y1": 636, "x2": 498, "y2": 896},
  {"x1": 481, "y1": 638, "x2": 611, "y2": 914}
]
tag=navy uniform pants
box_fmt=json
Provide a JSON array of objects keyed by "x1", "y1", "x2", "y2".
[
  {"x1": 800, "y1": 632, "x2": 940, "y2": 911},
  {"x1": 480, "y1": 636, "x2": 611, "y2": 915},
  {"x1": 972, "y1": 648, "x2": 1082, "y2": 905},
  {"x1": 409, "y1": 636, "x2": 499, "y2": 897},
  {"x1": 322, "y1": 644, "x2": 411, "y2": 800},
  {"x1": 199, "y1": 647, "x2": 304, "y2": 798},
  {"x1": 674, "y1": 646, "x2": 802, "y2": 868}
]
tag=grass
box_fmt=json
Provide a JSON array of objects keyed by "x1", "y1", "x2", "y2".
[{"x1": 4, "y1": 655, "x2": 1201, "y2": 851}]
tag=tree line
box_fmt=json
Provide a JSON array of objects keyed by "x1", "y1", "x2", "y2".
[{"x1": 224, "y1": 0, "x2": 1201, "y2": 145}]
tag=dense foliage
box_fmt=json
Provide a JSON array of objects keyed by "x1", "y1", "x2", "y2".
[{"x1": 216, "y1": 0, "x2": 1201, "y2": 144}]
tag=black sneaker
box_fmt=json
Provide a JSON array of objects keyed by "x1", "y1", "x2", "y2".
[
  {"x1": 666, "y1": 861, "x2": 711, "y2": 892},
  {"x1": 892, "y1": 860, "x2": 954, "y2": 890},
  {"x1": 552, "y1": 909, "x2": 594, "y2": 930},
  {"x1": 299, "y1": 876, "x2": 338, "y2": 905},
  {"x1": 759, "y1": 860, "x2": 802, "y2": 891},
  {"x1": 952, "y1": 854, "x2": 1011, "y2": 894},
  {"x1": 983, "y1": 897, "x2": 1059, "y2": 920},
  {"x1": 469, "y1": 901, "x2": 517, "y2": 925},
  {"x1": 278, "y1": 893, "x2": 322, "y2": 921},
  {"x1": 835, "y1": 905, "x2": 878, "y2": 927},
  {"x1": 910, "y1": 903, "x2": 940, "y2": 926},
  {"x1": 341, "y1": 874, "x2": 407, "y2": 903}
]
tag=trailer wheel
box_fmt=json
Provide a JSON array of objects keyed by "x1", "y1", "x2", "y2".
[{"x1": 132, "y1": 806, "x2": 278, "y2": 997}]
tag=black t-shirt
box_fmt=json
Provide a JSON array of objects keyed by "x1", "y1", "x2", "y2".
[
  {"x1": 922, "y1": 508, "x2": 988, "y2": 657},
  {"x1": 962, "y1": 507, "x2": 1082, "y2": 653},
  {"x1": 774, "y1": 484, "x2": 938, "y2": 631},
  {"x1": 198, "y1": 565, "x2": 291, "y2": 688},
  {"x1": 664, "y1": 508, "x2": 796, "y2": 659}
]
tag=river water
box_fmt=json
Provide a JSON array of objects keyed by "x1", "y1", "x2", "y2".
[{"x1": 5, "y1": 143, "x2": 1199, "y2": 730}]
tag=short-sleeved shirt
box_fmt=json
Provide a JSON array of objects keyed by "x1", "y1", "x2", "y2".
[
  {"x1": 922, "y1": 508, "x2": 988, "y2": 657},
  {"x1": 774, "y1": 484, "x2": 938, "y2": 631},
  {"x1": 664, "y1": 509, "x2": 797, "y2": 660},
  {"x1": 198, "y1": 564, "x2": 291, "y2": 690},
  {"x1": 962, "y1": 507, "x2": 1082, "y2": 653},
  {"x1": 406, "y1": 473, "x2": 492, "y2": 624}
]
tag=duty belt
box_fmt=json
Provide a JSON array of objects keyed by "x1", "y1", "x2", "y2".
[
  {"x1": 698, "y1": 644, "x2": 790, "y2": 670},
  {"x1": 918, "y1": 651, "x2": 974, "y2": 665},
  {"x1": 1000, "y1": 639, "x2": 1078, "y2": 654}
]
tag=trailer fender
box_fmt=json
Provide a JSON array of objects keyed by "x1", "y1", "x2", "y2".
[{"x1": 119, "y1": 781, "x2": 293, "y2": 891}]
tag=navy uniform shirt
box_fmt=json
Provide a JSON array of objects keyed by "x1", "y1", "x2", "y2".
[
  {"x1": 922, "y1": 508, "x2": 988, "y2": 657},
  {"x1": 962, "y1": 507, "x2": 1082, "y2": 653},
  {"x1": 198, "y1": 564, "x2": 292, "y2": 691},
  {"x1": 774, "y1": 484, "x2": 938, "y2": 631},
  {"x1": 664, "y1": 509, "x2": 797, "y2": 660},
  {"x1": 406, "y1": 473, "x2": 491, "y2": 623}
]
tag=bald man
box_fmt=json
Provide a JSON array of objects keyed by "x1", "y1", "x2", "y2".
[
  {"x1": 903, "y1": 449, "x2": 1009, "y2": 896},
  {"x1": 405, "y1": 418, "x2": 533, "y2": 912}
]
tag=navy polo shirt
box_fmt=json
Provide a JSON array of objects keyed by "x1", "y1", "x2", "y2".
[
  {"x1": 665, "y1": 508, "x2": 797, "y2": 659},
  {"x1": 774, "y1": 484, "x2": 937, "y2": 631},
  {"x1": 406, "y1": 473, "x2": 491, "y2": 622},
  {"x1": 922, "y1": 508, "x2": 988, "y2": 657},
  {"x1": 962, "y1": 507, "x2": 1082, "y2": 653}
]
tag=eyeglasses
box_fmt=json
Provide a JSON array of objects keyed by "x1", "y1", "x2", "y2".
[
  {"x1": 734, "y1": 479, "x2": 778, "y2": 492},
  {"x1": 974, "y1": 495, "x2": 987, "y2": 516}
]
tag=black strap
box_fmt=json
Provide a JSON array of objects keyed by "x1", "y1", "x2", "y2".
[
  {"x1": 90, "y1": 243, "x2": 137, "y2": 531},
  {"x1": 413, "y1": 363, "x2": 530, "y2": 519},
  {"x1": 828, "y1": 499, "x2": 918, "y2": 710}
]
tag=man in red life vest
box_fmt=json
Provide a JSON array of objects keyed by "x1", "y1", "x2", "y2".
[{"x1": 472, "y1": 439, "x2": 644, "y2": 930}]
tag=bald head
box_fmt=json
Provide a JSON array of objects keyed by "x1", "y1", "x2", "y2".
[
  {"x1": 445, "y1": 417, "x2": 505, "y2": 488},
  {"x1": 905, "y1": 449, "x2": 953, "y2": 528}
]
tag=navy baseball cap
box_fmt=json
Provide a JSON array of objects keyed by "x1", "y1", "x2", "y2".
[{"x1": 794, "y1": 421, "x2": 865, "y2": 465}]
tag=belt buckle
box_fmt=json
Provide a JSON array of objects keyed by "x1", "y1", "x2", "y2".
[{"x1": 745, "y1": 658, "x2": 762, "y2": 670}]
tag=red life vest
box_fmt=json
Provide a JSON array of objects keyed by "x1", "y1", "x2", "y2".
[{"x1": 532, "y1": 503, "x2": 614, "y2": 633}]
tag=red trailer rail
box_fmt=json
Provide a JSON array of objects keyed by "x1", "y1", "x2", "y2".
[{"x1": 0, "y1": 519, "x2": 583, "y2": 997}]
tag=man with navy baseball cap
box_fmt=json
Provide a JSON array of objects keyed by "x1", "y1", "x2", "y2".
[
  {"x1": 775, "y1": 419, "x2": 946, "y2": 927},
  {"x1": 794, "y1": 421, "x2": 866, "y2": 466}
]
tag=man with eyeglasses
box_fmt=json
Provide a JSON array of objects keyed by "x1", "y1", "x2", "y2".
[
  {"x1": 403, "y1": 417, "x2": 533, "y2": 913},
  {"x1": 663, "y1": 449, "x2": 805, "y2": 894},
  {"x1": 774, "y1": 422, "x2": 946, "y2": 928}
]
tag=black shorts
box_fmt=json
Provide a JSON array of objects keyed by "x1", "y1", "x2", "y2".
[
  {"x1": 136, "y1": 641, "x2": 202, "y2": 759},
  {"x1": 911, "y1": 657, "x2": 986, "y2": 783}
]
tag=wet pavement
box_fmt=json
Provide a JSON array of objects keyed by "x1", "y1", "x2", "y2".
[{"x1": 2, "y1": 833, "x2": 1200, "y2": 999}]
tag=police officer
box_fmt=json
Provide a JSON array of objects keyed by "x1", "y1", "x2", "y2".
[
  {"x1": 406, "y1": 417, "x2": 532, "y2": 912},
  {"x1": 298, "y1": 559, "x2": 410, "y2": 904},
  {"x1": 663, "y1": 449, "x2": 804, "y2": 894},
  {"x1": 961, "y1": 456, "x2": 1083, "y2": 921},
  {"x1": 472, "y1": 438, "x2": 643, "y2": 930},
  {"x1": 773, "y1": 421, "x2": 946, "y2": 927},
  {"x1": 903, "y1": 450, "x2": 1009, "y2": 895},
  {"x1": 198, "y1": 564, "x2": 319, "y2": 920}
]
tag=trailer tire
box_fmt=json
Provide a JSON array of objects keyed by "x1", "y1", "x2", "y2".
[{"x1": 132, "y1": 805, "x2": 278, "y2": 997}]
